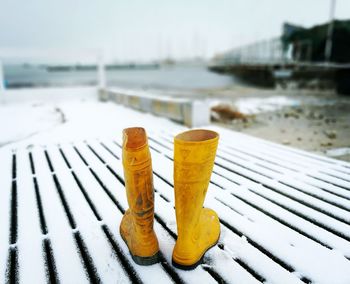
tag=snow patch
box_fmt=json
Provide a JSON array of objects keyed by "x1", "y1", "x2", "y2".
[
  {"x1": 326, "y1": 147, "x2": 350, "y2": 157},
  {"x1": 234, "y1": 96, "x2": 300, "y2": 114}
]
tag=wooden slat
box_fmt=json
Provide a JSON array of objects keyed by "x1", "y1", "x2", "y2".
[
  {"x1": 60, "y1": 143, "x2": 172, "y2": 284},
  {"x1": 148, "y1": 132, "x2": 348, "y2": 247},
  {"x1": 147, "y1": 147, "x2": 311, "y2": 282},
  {"x1": 214, "y1": 153, "x2": 350, "y2": 222},
  {"x1": 78, "y1": 141, "x2": 221, "y2": 284},
  {"x1": 102, "y1": 139, "x2": 304, "y2": 283},
  {"x1": 31, "y1": 147, "x2": 89, "y2": 283},
  {"x1": 46, "y1": 145, "x2": 132, "y2": 284},
  {"x1": 16, "y1": 148, "x2": 47, "y2": 283},
  {"x1": 213, "y1": 156, "x2": 350, "y2": 241},
  {"x1": 142, "y1": 132, "x2": 350, "y2": 283},
  {"x1": 149, "y1": 132, "x2": 350, "y2": 252},
  {"x1": 209, "y1": 126, "x2": 350, "y2": 173},
  {"x1": 1, "y1": 124, "x2": 350, "y2": 284},
  {"x1": 216, "y1": 140, "x2": 350, "y2": 193},
  {"x1": 221, "y1": 143, "x2": 349, "y2": 183},
  {"x1": 0, "y1": 149, "x2": 13, "y2": 283},
  {"x1": 156, "y1": 130, "x2": 350, "y2": 196}
]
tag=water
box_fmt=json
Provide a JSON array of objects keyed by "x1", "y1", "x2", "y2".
[{"x1": 3, "y1": 64, "x2": 235, "y2": 91}]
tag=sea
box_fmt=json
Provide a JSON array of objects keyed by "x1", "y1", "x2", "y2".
[{"x1": 3, "y1": 64, "x2": 236, "y2": 92}]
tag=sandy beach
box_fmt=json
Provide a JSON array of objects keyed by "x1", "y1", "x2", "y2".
[{"x1": 203, "y1": 86, "x2": 350, "y2": 162}]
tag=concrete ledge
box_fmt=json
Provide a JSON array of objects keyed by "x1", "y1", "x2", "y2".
[{"x1": 99, "y1": 88, "x2": 210, "y2": 127}]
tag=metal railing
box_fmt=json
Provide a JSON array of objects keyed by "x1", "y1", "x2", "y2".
[{"x1": 214, "y1": 37, "x2": 287, "y2": 66}]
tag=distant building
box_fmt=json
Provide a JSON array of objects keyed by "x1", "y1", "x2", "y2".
[{"x1": 282, "y1": 20, "x2": 350, "y2": 63}]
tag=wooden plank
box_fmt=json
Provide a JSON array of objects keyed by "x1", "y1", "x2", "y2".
[
  {"x1": 31, "y1": 147, "x2": 89, "y2": 283},
  {"x1": 135, "y1": 138, "x2": 350, "y2": 283},
  {"x1": 59, "y1": 143, "x2": 154, "y2": 283},
  {"x1": 209, "y1": 126, "x2": 350, "y2": 173},
  {"x1": 212, "y1": 151, "x2": 350, "y2": 219},
  {"x1": 156, "y1": 127, "x2": 350, "y2": 178},
  {"x1": 0, "y1": 149, "x2": 13, "y2": 283},
  {"x1": 216, "y1": 140, "x2": 350, "y2": 193},
  {"x1": 2, "y1": 123, "x2": 350, "y2": 283},
  {"x1": 96, "y1": 139, "x2": 295, "y2": 283},
  {"x1": 46, "y1": 145, "x2": 132, "y2": 284},
  {"x1": 62, "y1": 142, "x2": 189, "y2": 284},
  {"x1": 141, "y1": 132, "x2": 350, "y2": 253},
  {"x1": 213, "y1": 156, "x2": 350, "y2": 241},
  {"x1": 78, "y1": 141, "x2": 236, "y2": 283},
  {"x1": 136, "y1": 132, "x2": 350, "y2": 250},
  {"x1": 208, "y1": 192, "x2": 350, "y2": 284},
  {"x1": 16, "y1": 148, "x2": 47, "y2": 283}
]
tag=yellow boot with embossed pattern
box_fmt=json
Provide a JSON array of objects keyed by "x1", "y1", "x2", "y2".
[
  {"x1": 172, "y1": 129, "x2": 220, "y2": 270},
  {"x1": 120, "y1": 127, "x2": 160, "y2": 265}
]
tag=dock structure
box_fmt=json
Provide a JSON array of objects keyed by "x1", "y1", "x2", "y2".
[
  {"x1": 1, "y1": 88, "x2": 350, "y2": 283},
  {"x1": 209, "y1": 21, "x2": 350, "y2": 94}
]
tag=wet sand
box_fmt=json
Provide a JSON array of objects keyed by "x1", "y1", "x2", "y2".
[{"x1": 200, "y1": 86, "x2": 350, "y2": 162}]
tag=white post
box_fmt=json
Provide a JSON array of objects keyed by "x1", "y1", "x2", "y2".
[
  {"x1": 183, "y1": 100, "x2": 210, "y2": 127},
  {"x1": 325, "y1": 0, "x2": 336, "y2": 63},
  {"x1": 0, "y1": 60, "x2": 4, "y2": 93},
  {"x1": 97, "y1": 51, "x2": 108, "y2": 101},
  {"x1": 97, "y1": 52, "x2": 106, "y2": 89}
]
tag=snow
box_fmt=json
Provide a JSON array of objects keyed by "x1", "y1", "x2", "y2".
[
  {"x1": 0, "y1": 150, "x2": 12, "y2": 283},
  {"x1": 326, "y1": 147, "x2": 350, "y2": 157},
  {"x1": 209, "y1": 95, "x2": 303, "y2": 115},
  {"x1": 0, "y1": 87, "x2": 182, "y2": 149},
  {"x1": 210, "y1": 94, "x2": 350, "y2": 115},
  {"x1": 31, "y1": 146, "x2": 90, "y2": 283},
  {"x1": 1, "y1": 87, "x2": 350, "y2": 283},
  {"x1": 110, "y1": 87, "x2": 189, "y2": 102},
  {"x1": 141, "y1": 134, "x2": 350, "y2": 283},
  {"x1": 16, "y1": 148, "x2": 47, "y2": 283},
  {"x1": 234, "y1": 96, "x2": 300, "y2": 114},
  {"x1": 0, "y1": 104, "x2": 61, "y2": 147}
]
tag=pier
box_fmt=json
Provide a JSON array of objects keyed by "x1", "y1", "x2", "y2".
[
  {"x1": 1, "y1": 87, "x2": 350, "y2": 283},
  {"x1": 209, "y1": 21, "x2": 350, "y2": 94}
]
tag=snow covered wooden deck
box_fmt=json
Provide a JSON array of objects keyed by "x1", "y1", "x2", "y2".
[{"x1": 1, "y1": 124, "x2": 350, "y2": 284}]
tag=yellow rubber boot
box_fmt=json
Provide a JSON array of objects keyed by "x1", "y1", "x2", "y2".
[
  {"x1": 172, "y1": 129, "x2": 220, "y2": 270},
  {"x1": 120, "y1": 127, "x2": 160, "y2": 265}
]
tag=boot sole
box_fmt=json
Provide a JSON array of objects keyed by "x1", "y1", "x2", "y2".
[
  {"x1": 172, "y1": 235, "x2": 220, "y2": 270},
  {"x1": 120, "y1": 229, "x2": 160, "y2": 266},
  {"x1": 131, "y1": 251, "x2": 160, "y2": 266}
]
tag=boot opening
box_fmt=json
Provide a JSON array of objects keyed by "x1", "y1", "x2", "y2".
[
  {"x1": 123, "y1": 127, "x2": 147, "y2": 149},
  {"x1": 175, "y1": 129, "x2": 218, "y2": 142}
]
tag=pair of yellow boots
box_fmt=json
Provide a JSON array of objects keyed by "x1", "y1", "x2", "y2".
[{"x1": 120, "y1": 127, "x2": 220, "y2": 270}]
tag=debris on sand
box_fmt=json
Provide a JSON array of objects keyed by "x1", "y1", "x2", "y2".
[
  {"x1": 211, "y1": 104, "x2": 251, "y2": 122},
  {"x1": 307, "y1": 111, "x2": 324, "y2": 120},
  {"x1": 284, "y1": 111, "x2": 299, "y2": 119},
  {"x1": 324, "y1": 130, "x2": 337, "y2": 139},
  {"x1": 320, "y1": 141, "x2": 333, "y2": 147},
  {"x1": 55, "y1": 107, "x2": 67, "y2": 123}
]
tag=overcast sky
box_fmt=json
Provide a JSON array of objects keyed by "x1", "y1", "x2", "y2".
[{"x1": 0, "y1": 0, "x2": 349, "y2": 62}]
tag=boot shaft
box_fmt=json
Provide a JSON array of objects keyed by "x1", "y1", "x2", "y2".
[
  {"x1": 122, "y1": 127, "x2": 155, "y2": 233},
  {"x1": 173, "y1": 129, "x2": 219, "y2": 239}
]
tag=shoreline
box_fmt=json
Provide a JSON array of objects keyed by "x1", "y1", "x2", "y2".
[{"x1": 204, "y1": 85, "x2": 350, "y2": 162}]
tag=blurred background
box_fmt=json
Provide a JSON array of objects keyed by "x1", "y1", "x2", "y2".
[{"x1": 0, "y1": 0, "x2": 350, "y2": 160}]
